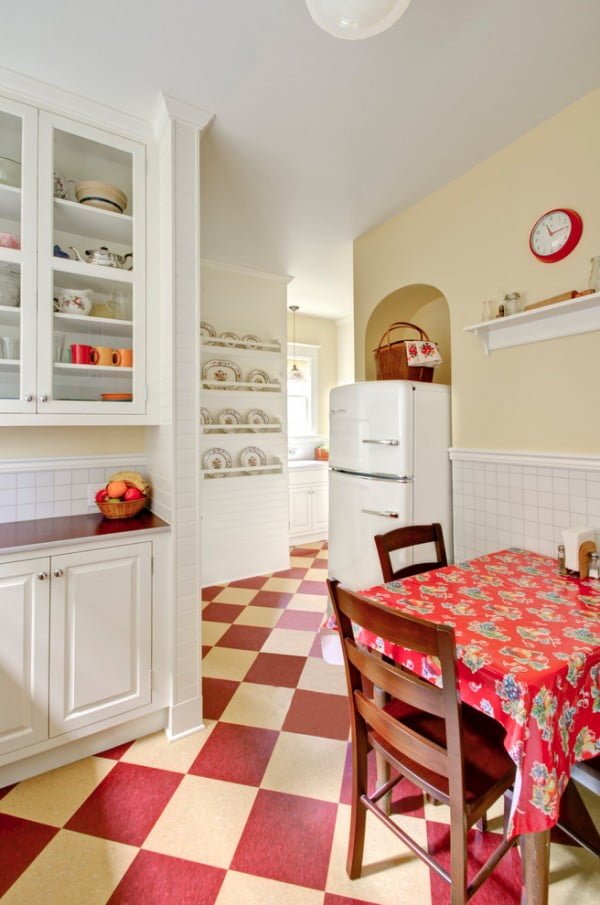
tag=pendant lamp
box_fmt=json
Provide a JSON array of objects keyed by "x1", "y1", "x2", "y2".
[
  {"x1": 289, "y1": 305, "x2": 304, "y2": 381},
  {"x1": 306, "y1": 0, "x2": 413, "y2": 40}
]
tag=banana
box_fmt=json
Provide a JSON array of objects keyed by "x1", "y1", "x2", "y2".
[{"x1": 108, "y1": 471, "x2": 150, "y2": 496}]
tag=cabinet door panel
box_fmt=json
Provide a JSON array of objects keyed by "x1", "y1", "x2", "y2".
[
  {"x1": 289, "y1": 486, "x2": 311, "y2": 535},
  {"x1": 0, "y1": 557, "x2": 49, "y2": 755},
  {"x1": 49, "y1": 542, "x2": 151, "y2": 736},
  {"x1": 312, "y1": 483, "x2": 329, "y2": 534}
]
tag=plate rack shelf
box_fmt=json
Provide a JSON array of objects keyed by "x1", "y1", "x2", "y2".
[{"x1": 199, "y1": 267, "x2": 289, "y2": 584}]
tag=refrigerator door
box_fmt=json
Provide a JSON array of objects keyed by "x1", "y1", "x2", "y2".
[
  {"x1": 329, "y1": 381, "x2": 414, "y2": 479},
  {"x1": 328, "y1": 469, "x2": 413, "y2": 590}
]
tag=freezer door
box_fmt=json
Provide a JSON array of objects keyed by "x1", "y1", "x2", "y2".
[
  {"x1": 328, "y1": 469, "x2": 413, "y2": 590},
  {"x1": 329, "y1": 381, "x2": 414, "y2": 479}
]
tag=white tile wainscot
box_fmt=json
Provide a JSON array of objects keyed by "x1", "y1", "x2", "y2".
[{"x1": 450, "y1": 449, "x2": 600, "y2": 563}]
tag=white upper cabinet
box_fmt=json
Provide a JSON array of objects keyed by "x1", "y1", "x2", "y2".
[{"x1": 0, "y1": 96, "x2": 149, "y2": 421}]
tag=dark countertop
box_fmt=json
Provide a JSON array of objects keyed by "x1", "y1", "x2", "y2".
[{"x1": 0, "y1": 510, "x2": 170, "y2": 555}]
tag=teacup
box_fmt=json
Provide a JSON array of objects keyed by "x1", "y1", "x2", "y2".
[
  {"x1": 54, "y1": 289, "x2": 93, "y2": 316},
  {"x1": 112, "y1": 348, "x2": 133, "y2": 367},
  {"x1": 90, "y1": 346, "x2": 114, "y2": 366}
]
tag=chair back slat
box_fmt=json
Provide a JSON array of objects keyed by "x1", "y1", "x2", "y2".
[
  {"x1": 346, "y1": 639, "x2": 445, "y2": 718},
  {"x1": 375, "y1": 522, "x2": 447, "y2": 583},
  {"x1": 355, "y1": 692, "x2": 450, "y2": 777}
]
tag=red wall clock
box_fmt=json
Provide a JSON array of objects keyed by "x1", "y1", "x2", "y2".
[{"x1": 529, "y1": 208, "x2": 583, "y2": 263}]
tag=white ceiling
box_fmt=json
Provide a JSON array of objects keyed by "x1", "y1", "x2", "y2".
[{"x1": 2, "y1": 0, "x2": 600, "y2": 319}]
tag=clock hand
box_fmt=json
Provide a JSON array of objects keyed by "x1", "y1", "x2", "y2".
[{"x1": 548, "y1": 224, "x2": 568, "y2": 236}]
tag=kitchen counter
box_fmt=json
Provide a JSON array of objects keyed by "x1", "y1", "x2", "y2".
[{"x1": 0, "y1": 510, "x2": 170, "y2": 556}]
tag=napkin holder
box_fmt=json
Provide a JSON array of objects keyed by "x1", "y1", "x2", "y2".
[{"x1": 563, "y1": 526, "x2": 596, "y2": 577}]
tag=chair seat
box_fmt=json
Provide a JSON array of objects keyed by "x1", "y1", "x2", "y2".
[{"x1": 370, "y1": 698, "x2": 515, "y2": 823}]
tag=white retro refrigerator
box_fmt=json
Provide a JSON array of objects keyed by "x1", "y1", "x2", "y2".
[{"x1": 328, "y1": 381, "x2": 452, "y2": 589}]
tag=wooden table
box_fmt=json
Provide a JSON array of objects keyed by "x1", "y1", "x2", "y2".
[{"x1": 352, "y1": 549, "x2": 600, "y2": 905}]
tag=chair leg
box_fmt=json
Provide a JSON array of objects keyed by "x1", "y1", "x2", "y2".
[
  {"x1": 347, "y1": 729, "x2": 369, "y2": 879},
  {"x1": 450, "y1": 812, "x2": 468, "y2": 905},
  {"x1": 373, "y1": 683, "x2": 392, "y2": 815}
]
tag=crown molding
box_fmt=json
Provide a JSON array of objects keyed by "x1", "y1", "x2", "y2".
[
  {"x1": 201, "y1": 257, "x2": 293, "y2": 284},
  {"x1": 152, "y1": 93, "x2": 214, "y2": 139},
  {"x1": 0, "y1": 65, "x2": 151, "y2": 141},
  {"x1": 449, "y1": 447, "x2": 600, "y2": 472}
]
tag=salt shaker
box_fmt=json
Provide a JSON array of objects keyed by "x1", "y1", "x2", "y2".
[
  {"x1": 503, "y1": 292, "x2": 522, "y2": 316},
  {"x1": 588, "y1": 552, "x2": 600, "y2": 580},
  {"x1": 557, "y1": 544, "x2": 567, "y2": 576}
]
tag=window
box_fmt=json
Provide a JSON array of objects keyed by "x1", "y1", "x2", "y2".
[{"x1": 287, "y1": 343, "x2": 319, "y2": 437}]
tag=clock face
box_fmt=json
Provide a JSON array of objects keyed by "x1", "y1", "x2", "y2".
[{"x1": 529, "y1": 208, "x2": 583, "y2": 263}]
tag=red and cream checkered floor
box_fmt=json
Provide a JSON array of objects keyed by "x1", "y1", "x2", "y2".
[{"x1": 1, "y1": 540, "x2": 599, "y2": 904}]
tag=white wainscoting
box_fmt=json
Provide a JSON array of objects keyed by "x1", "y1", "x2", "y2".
[{"x1": 450, "y1": 448, "x2": 600, "y2": 563}]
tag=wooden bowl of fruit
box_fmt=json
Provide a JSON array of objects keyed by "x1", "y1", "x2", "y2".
[{"x1": 95, "y1": 471, "x2": 150, "y2": 519}]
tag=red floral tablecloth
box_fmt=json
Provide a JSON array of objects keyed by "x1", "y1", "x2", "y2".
[{"x1": 329, "y1": 549, "x2": 600, "y2": 837}]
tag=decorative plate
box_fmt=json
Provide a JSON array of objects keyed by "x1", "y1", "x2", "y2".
[
  {"x1": 240, "y1": 446, "x2": 267, "y2": 475},
  {"x1": 247, "y1": 368, "x2": 271, "y2": 389},
  {"x1": 202, "y1": 447, "x2": 232, "y2": 478},
  {"x1": 201, "y1": 321, "x2": 216, "y2": 340},
  {"x1": 200, "y1": 407, "x2": 212, "y2": 425},
  {"x1": 202, "y1": 359, "x2": 241, "y2": 387},
  {"x1": 218, "y1": 408, "x2": 242, "y2": 425},
  {"x1": 242, "y1": 334, "x2": 261, "y2": 349},
  {"x1": 246, "y1": 408, "x2": 270, "y2": 427},
  {"x1": 219, "y1": 331, "x2": 239, "y2": 346}
]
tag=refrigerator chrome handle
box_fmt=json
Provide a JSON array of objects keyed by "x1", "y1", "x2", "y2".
[
  {"x1": 361, "y1": 508, "x2": 400, "y2": 519},
  {"x1": 361, "y1": 439, "x2": 399, "y2": 446}
]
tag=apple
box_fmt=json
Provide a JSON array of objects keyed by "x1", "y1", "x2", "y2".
[
  {"x1": 95, "y1": 488, "x2": 109, "y2": 502},
  {"x1": 106, "y1": 498, "x2": 122, "y2": 503},
  {"x1": 124, "y1": 486, "x2": 144, "y2": 501},
  {"x1": 106, "y1": 480, "x2": 128, "y2": 499}
]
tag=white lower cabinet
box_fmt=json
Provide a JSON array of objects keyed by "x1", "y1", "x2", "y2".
[
  {"x1": 288, "y1": 465, "x2": 329, "y2": 543},
  {"x1": 0, "y1": 557, "x2": 50, "y2": 756},
  {"x1": 0, "y1": 541, "x2": 152, "y2": 757}
]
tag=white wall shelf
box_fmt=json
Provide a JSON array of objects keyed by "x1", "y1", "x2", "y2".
[
  {"x1": 53, "y1": 312, "x2": 133, "y2": 338},
  {"x1": 202, "y1": 461, "x2": 283, "y2": 479},
  {"x1": 202, "y1": 381, "x2": 282, "y2": 394},
  {"x1": 464, "y1": 290, "x2": 600, "y2": 355},
  {"x1": 201, "y1": 340, "x2": 281, "y2": 354},
  {"x1": 53, "y1": 198, "x2": 133, "y2": 245},
  {"x1": 203, "y1": 423, "x2": 282, "y2": 434},
  {"x1": 52, "y1": 258, "x2": 134, "y2": 286},
  {"x1": 0, "y1": 305, "x2": 20, "y2": 326}
]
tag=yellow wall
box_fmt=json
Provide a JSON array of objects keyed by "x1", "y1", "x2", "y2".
[
  {"x1": 287, "y1": 311, "x2": 338, "y2": 437},
  {"x1": 0, "y1": 427, "x2": 145, "y2": 459},
  {"x1": 354, "y1": 88, "x2": 600, "y2": 454},
  {"x1": 365, "y1": 285, "x2": 451, "y2": 385}
]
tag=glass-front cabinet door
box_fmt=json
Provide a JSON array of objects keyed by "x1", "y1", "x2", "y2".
[
  {"x1": 37, "y1": 112, "x2": 146, "y2": 414},
  {"x1": 0, "y1": 97, "x2": 37, "y2": 413}
]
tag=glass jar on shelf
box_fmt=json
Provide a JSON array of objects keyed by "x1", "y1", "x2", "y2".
[{"x1": 503, "y1": 292, "x2": 522, "y2": 316}]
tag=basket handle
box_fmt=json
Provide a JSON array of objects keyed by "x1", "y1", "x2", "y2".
[{"x1": 374, "y1": 322, "x2": 430, "y2": 353}]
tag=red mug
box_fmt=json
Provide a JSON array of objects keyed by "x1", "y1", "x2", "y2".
[{"x1": 70, "y1": 343, "x2": 94, "y2": 364}]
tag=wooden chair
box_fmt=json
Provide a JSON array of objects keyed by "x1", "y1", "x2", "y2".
[
  {"x1": 374, "y1": 522, "x2": 448, "y2": 584},
  {"x1": 328, "y1": 579, "x2": 518, "y2": 904},
  {"x1": 555, "y1": 756, "x2": 600, "y2": 858}
]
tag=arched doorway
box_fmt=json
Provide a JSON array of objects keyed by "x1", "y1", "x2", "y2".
[{"x1": 364, "y1": 284, "x2": 451, "y2": 384}]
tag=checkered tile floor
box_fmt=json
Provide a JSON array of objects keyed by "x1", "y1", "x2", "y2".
[{"x1": 1, "y1": 540, "x2": 599, "y2": 904}]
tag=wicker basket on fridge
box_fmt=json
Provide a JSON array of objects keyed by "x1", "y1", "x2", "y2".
[{"x1": 373, "y1": 322, "x2": 435, "y2": 382}]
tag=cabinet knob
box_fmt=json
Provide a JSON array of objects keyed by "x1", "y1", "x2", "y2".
[
  {"x1": 52, "y1": 569, "x2": 64, "y2": 578},
  {"x1": 37, "y1": 571, "x2": 48, "y2": 581},
  {"x1": 39, "y1": 394, "x2": 49, "y2": 403},
  {"x1": 24, "y1": 393, "x2": 33, "y2": 402}
]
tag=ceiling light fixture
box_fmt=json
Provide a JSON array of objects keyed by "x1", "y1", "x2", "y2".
[
  {"x1": 289, "y1": 305, "x2": 304, "y2": 381},
  {"x1": 306, "y1": 0, "x2": 413, "y2": 40}
]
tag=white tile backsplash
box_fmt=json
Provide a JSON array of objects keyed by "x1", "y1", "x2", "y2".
[
  {"x1": 453, "y1": 455, "x2": 600, "y2": 562},
  {"x1": 0, "y1": 460, "x2": 147, "y2": 523}
]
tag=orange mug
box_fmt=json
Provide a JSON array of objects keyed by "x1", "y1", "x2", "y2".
[
  {"x1": 90, "y1": 346, "x2": 114, "y2": 366},
  {"x1": 112, "y1": 348, "x2": 133, "y2": 367}
]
